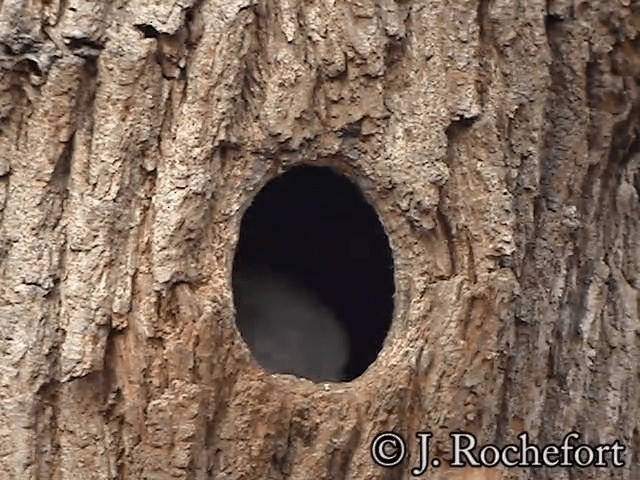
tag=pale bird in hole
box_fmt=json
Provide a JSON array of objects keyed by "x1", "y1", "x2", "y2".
[{"x1": 233, "y1": 267, "x2": 349, "y2": 382}]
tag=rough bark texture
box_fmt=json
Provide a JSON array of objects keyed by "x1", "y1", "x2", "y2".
[{"x1": 0, "y1": 0, "x2": 639, "y2": 479}]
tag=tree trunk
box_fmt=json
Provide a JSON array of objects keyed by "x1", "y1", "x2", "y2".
[{"x1": 0, "y1": 1, "x2": 638, "y2": 479}]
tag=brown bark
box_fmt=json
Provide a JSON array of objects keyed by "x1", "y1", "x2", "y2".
[{"x1": 0, "y1": 0, "x2": 638, "y2": 479}]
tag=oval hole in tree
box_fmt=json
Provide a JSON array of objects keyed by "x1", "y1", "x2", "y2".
[{"x1": 232, "y1": 165, "x2": 395, "y2": 382}]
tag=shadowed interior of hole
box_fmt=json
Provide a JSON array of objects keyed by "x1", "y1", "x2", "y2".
[{"x1": 232, "y1": 165, "x2": 395, "y2": 381}]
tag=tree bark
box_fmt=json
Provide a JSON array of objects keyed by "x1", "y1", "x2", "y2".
[{"x1": 0, "y1": 0, "x2": 638, "y2": 479}]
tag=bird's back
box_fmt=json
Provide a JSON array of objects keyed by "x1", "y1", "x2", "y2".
[{"x1": 233, "y1": 267, "x2": 349, "y2": 382}]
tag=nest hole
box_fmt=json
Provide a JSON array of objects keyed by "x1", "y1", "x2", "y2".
[{"x1": 232, "y1": 165, "x2": 395, "y2": 382}]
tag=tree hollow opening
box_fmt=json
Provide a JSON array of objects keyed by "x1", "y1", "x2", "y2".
[{"x1": 232, "y1": 165, "x2": 395, "y2": 382}]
